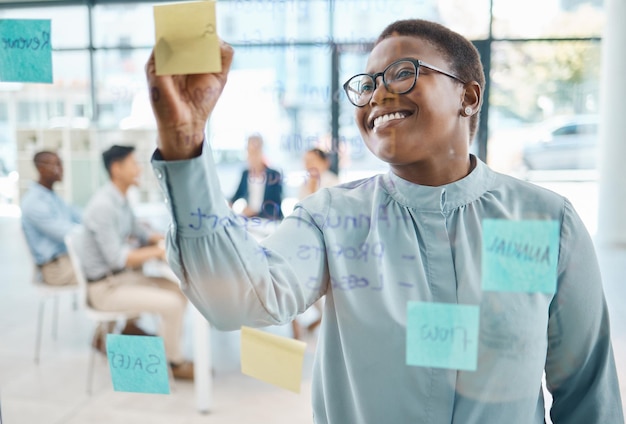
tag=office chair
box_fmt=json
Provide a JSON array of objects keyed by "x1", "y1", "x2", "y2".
[
  {"x1": 64, "y1": 225, "x2": 142, "y2": 394},
  {"x1": 31, "y1": 265, "x2": 79, "y2": 364}
]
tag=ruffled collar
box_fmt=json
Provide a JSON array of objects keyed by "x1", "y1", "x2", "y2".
[{"x1": 382, "y1": 155, "x2": 495, "y2": 213}]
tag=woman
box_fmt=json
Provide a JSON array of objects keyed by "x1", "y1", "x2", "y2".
[
  {"x1": 230, "y1": 133, "x2": 284, "y2": 220},
  {"x1": 299, "y1": 148, "x2": 340, "y2": 200},
  {"x1": 147, "y1": 19, "x2": 623, "y2": 424}
]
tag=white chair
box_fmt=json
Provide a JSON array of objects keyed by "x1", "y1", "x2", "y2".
[
  {"x1": 31, "y1": 265, "x2": 79, "y2": 364},
  {"x1": 64, "y1": 225, "x2": 142, "y2": 394}
]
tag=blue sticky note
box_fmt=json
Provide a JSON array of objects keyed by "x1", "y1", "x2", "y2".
[
  {"x1": 406, "y1": 302, "x2": 479, "y2": 371},
  {"x1": 0, "y1": 19, "x2": 52, "y2": 83},
  {"x1": 106, "y1": 334, "x2": 170, "y2": 394},
  {"x1": 482, "y1": 219, "x2": 560, "y2": 293}
]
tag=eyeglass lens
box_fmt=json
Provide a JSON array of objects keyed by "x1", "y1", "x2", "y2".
[{"x1": 345, "y1": 60, "x2": 417, "y2": 106}]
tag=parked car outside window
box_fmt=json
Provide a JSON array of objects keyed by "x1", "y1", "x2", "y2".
[{"x1": 521, "y1": 115, "x2": 599, "y2": 170}]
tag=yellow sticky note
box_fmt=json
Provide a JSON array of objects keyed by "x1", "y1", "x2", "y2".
[
  {"x1": 240, "y1": 326, "x2": 306, "y2": 393},
  {"x1": 153, "y1": 0, "x2": 221, "y2": 76}
]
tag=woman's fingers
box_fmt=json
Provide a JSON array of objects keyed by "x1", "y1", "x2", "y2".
[
  {"x1": 219, "y1": 39, "x2": 235, "y2": 81},
  {"x1": 146, "y1": 38, "x2": 235, "y2": 160}
]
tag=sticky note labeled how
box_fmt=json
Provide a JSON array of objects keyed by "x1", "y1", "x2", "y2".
[
  {"x1": 0, "y1": 19, "x2": 52, "y2": 83},
  {"x1": 106, "y1": 334, "x2": 170, "y2": 394},
  {"x1": 406, "y1": 302, "x2": 479, "y2": 371},
  {"x1": 482, "y1": 219, "x2": 560, "y2": 294},
  {"x1": 240, "y1": 326, "x2": 306, "y2": 393},
  {"x1": 153, "y1": 0, "x2": 221, "y2": 76}
]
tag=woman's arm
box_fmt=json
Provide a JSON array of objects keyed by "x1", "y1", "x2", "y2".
[
  {"x1": 147, "y1": 41, "x2": 328, "y2": 329},
  {"x1": 545, "y1": 200, "x2": 624, "y2": 423},
  {"x1": 152, "y1": 144, "x2": 329, "y2": 330}
]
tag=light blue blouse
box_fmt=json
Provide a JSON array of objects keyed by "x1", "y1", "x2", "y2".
[{"x1": 152, "y1": 141, "x2": 623, "y2": 424}]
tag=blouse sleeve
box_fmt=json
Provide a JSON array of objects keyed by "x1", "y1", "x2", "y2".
[
  {"x1": 151, "y1": 141, "x2": 329, "y2": 330},
  {"x1": 545, "y1": 199, "x2": 624, "y2": 423}
]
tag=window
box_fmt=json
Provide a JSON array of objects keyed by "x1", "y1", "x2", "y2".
[
  {"x1": 492, "y1": 0, "x2": 603, "y2": 38},
  {"x1": 0, "y1": 6, "x2": 88, "y2": 49},
  {"x1": 487, "y1": 41, "x2": 601, "y2": 173},
  {"x1": 92, "y1": 4, "x2": 155, "y2": 48}
]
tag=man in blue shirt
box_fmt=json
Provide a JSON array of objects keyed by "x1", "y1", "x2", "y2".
[{"x1": 21, "y1": 151, "x2": 81, "y2": 286}]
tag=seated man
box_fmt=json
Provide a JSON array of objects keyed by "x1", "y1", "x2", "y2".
[
  {"x1": 80, "y1": 145, "x2": 193, "y2": 380},
  {"x1": 21, "y1": 151, "x2": 81, "y2": 286}
]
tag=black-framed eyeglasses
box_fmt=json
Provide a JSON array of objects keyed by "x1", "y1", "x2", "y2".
[{"x1": 342, "y1": 58, "x2": 466, "y2": 107}]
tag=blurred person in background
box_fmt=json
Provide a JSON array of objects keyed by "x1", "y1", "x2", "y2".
[
  {"x1": 230, "y1": 134, "x2": 283, "y2": 220},
  {"x1": 299, "y1": 148, "x2": 340, "y2": 200},
  {"x1": 79, "y1": 145, "x2": 193, "y2": 379},
  {"x1": 21, "y1": 151, "x2": 81, "y2": 286}
]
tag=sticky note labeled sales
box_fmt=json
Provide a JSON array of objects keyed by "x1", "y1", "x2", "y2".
[
  {"x1": 106, "y1": 334, "x2": 170, "y2": 394},
  {"x1": 0, "y1": 19, "x2": 52, "y2": 83},
  {"x1": 240, "y1": 326, "x2": 306, "y2": 393},
  {"x1": 482, "y1": 219, "x2": 560, "y2": 293},
  {"x1": 406, "y1": 302, "x2": 479, "y2": 371},
  {"x1": 153, "y1": 1, "x2": 221, "y2": 76}
]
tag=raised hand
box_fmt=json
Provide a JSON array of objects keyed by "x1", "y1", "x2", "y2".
[{"x1": 145, "y1": 39, "x2": 234, "y2": 161}]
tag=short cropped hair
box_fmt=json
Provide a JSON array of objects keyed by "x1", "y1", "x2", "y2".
[
  {"x1": 376, "y1": 19, "x2": 485, "y2": 140},
  {"x1": 33, "y1": 150, "x2": 57, "y2": 166},
  {"x1": 102, "y1": 145, "x2": 135, "y2": 176},
  {"x1": 247, "y1": 133, "x2": 264, "y2": 147},
  {"x1": 307, "y1": 148, "x2": 329, "y2": 161}
]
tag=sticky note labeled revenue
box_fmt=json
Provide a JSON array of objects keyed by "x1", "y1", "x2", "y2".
[
  {"x1": 106, "y1": 334, "x2": 170, "y2": 394},
  {"x1": 406, "y1": 302, "x2": 479, "y2": 371},
  {"x1": 482, "y1": 219, "x2": 559, "y2": 293},
  {"x1": 153, "y1": 0, "x2": 221, "y2": 76},
  {"x1": 0, "y1": 19, "x2": 52, "y2": 83},
  {"x1": 240, "y1": 326, "x2": 306, "y2": 393}
]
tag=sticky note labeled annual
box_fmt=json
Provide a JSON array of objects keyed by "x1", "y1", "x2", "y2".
[
  {"x1": 240, "y1": 326, "x2": 306, "y2": 393},
  {"x1": 106, "y1": 334, "x2": 170, "y2": 394},
  {"x1": 482, "y1": 219, "x2": 560, "y2": 293},
  {"x1": 153, "y1": 1, "x2": 221, "y2": 76},
  {"x1": 0, "y1": 19, "x2": 52, "y2": 83},
  {"x1": 406, "y1": 302, "x2": 479, "y2": 371}
]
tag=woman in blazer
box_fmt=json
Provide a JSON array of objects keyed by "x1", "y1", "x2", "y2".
[{"x1": 231, "y1": 134, "x2": 283, "y2": 220}]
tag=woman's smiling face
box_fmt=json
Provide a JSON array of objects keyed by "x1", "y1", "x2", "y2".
[{"x1": 355, "y1": 35, "x2": 472, "y2": 184}]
